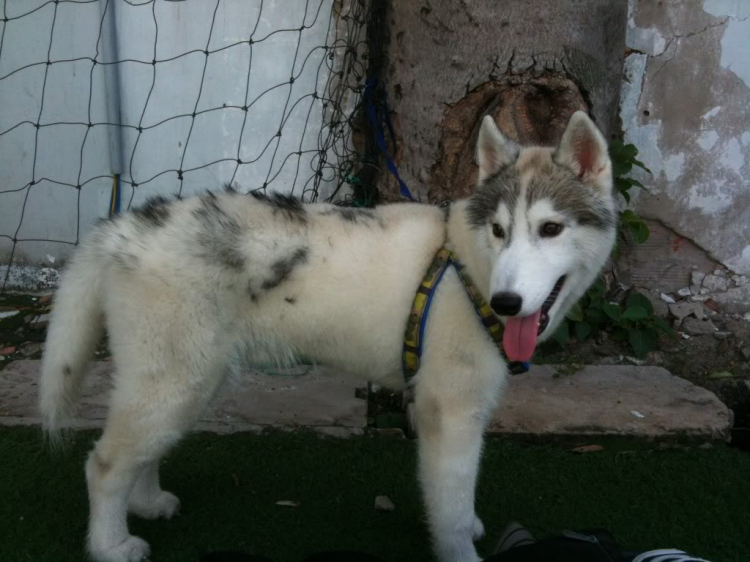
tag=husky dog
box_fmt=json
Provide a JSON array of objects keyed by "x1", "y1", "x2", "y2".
[{"x1": 40, "y1": 111, "x2": 616, "y2": 562}]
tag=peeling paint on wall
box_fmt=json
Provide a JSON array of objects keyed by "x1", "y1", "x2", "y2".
[
  {"x1": 622, "y1": 0, "x2": 750, "y2": 277},
  {"x1": 697, "y1": 130, "x2": 719, "y2": 151},
  {"x1": 704, "y1": 0, "x2": 750, "y2": 87}
]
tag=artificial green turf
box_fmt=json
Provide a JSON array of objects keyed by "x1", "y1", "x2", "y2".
[{"x1": 2, "y1": 427, "x2": 749, "y2": 562}]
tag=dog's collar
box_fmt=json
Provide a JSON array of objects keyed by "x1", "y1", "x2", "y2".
[{"x1": 402, "y1": 247, "x2": 530, "y2": 384}]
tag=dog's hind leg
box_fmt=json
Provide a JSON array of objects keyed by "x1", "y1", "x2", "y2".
[
  {"x1": 86, "y1": 362, "x2": 226, "y2": 562},
  {"x1": 85, "y1": 410, "x2": 170, "y2": 561},
  {"x1": 85, "y1": 317, "x2": 230, "y2": 562},
  {"x1": 127, "y1": 460, "x2": 181, "y2": 520},
  {"x1": 413, "y1": 356, "x2": 504, "y2": 562}
]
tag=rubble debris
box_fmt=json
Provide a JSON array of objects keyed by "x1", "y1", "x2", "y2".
[{"x1": 682, "y1": 318, "x2": 717, "y2": 336}]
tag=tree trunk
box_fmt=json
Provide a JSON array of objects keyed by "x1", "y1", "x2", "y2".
[{"x1": 379, "y1": 0, "x2": 628, "y2": 203}]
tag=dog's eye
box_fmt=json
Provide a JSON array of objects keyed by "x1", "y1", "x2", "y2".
[
  {"x1": 492, "y1": 223, "x2": 505, "y2": 238},
  {"x1": 540, "y1": 222, "x2": 564, "y2": 237}
]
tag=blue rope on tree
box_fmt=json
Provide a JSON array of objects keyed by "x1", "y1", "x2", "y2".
[{"x1": 364, "y1": 78, "x2": 415, "y2": 202}]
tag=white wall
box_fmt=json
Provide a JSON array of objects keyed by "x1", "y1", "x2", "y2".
[
  {"x1": 622, "y1": 0, "x2": 750, "y2": 276},
  {"x1": 1, "y1": 0, "x2": 355, "y2": 284}
]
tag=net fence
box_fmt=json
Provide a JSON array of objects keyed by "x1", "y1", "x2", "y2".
[{"x1": 0, "y1": 0, "x2": 377, "y2": 291}]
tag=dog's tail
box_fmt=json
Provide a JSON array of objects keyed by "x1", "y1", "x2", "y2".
[{"x1": 40, "y1": 241, "x2": 105, "y2": 447}]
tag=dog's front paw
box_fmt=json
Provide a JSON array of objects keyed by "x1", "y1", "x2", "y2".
[
  {"x1": 471, "y1": 514, "x2": 485, "y2": 541},
  {"x1": 437, "y1": 547, "x2": 482, "y2": 562},
  {"x1": 90, "y1": 535, "x2": 151, "y2": 562},
  {"x1": 435, "y1": 526, "x2": 483, "y2": 562}
]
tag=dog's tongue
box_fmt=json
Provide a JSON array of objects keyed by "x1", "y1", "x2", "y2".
[{"x1": 503, "y1": 310, "x2": 541, "y2": 362}]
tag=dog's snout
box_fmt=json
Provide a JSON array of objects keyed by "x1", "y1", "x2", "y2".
[{"x1": 490, "y1": 292, "x2": 523, "y2": 316}]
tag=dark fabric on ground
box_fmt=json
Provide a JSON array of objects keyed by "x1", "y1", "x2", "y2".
[{"x1": 485, "y1": 529, "x2": 623, "y2": 562}]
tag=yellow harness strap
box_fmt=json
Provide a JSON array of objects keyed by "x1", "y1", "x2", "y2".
[{"x1": 402, "y1": 247, "x2": 529, "y2": 383}]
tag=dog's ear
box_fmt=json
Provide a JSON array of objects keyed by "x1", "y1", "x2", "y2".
[
  {"x1": 476, "y1": 116, "x2": 519, "y2": 182},
  {"x1": 554, "y1": 111, "x2": 612, "y2": 192}
]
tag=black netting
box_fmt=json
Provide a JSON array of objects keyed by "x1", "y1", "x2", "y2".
[{"x1": 0, "y1": 0, "x2": 379, "y2": 291}]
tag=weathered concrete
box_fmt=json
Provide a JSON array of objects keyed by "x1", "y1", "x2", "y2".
[
  {"x1": 0, "y1": 361, "x2": 368, "y2": 436},
  {"x1": 711, "y1": 284, "x2": 750, "y2": 314},
  {"x1": 669, "y1": 301, "x2": 703, "y2": 322},
  {"x1": 618, "y1": 220, "x2": 720, "y2": 293},
  {"x1": 202, "y1": 366, "x2": 368, "y2": 434},
  {"x1": 681, "y1": 317, "x2": 718, "y2": 336},
  {"x1": 622, "y1": 0, "x2": 750, "y2": 276},
  {"x1": 0, "y1": 265, "x2": 60, "y2": 292},
  {"x1": 1, "y1": 361, "x2": 734, "y2": 441},
  {"x1": 488, "y1": 365, "x2": 733, "y2": 440}
]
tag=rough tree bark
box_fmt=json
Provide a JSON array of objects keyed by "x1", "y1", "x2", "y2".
[{"x1": 378, "y1": 0, "x2": 628, "y2": 203}]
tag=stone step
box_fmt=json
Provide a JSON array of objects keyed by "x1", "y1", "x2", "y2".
[
  {"x1": 0, "y1": 361, "x2": 368, "y2": 437},
  {"x1": 488, "y1": 365, "x2": 733, "y2": 440},
  {"x1": 0, "y1": 361, "x2": 734, "y2": 441}
]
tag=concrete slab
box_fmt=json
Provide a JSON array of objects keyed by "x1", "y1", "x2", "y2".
[
  {"x1": 489, "y1": 365, "x2": 733, "y2": 440},
  {"x1": 203, "y1": 366, "x2": 368, "y2": 434},
  {"x1": 1, "y1": 361, "x2": 734, "y2": 441},
  {"x1": 0, "y1": 361, "x2": 368, "y2": 436}
]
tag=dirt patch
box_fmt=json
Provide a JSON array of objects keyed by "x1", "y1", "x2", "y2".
[
  {"x1": 0, "y1": 292, "x2": 109, "y2": 370},
  {"x1": 366, "y1": 385, "x2": 408, "y2": 432},
  {"x1": 0, "y1": 293, "x2": 50, "y2": 368},
  {"x1": 535, "y1": 328, "x2": 749, "y2": 383}
]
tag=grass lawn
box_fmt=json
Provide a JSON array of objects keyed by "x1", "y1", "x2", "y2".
[{"x1": 2, "y1": 427, "x2": 749, "y2": 562}]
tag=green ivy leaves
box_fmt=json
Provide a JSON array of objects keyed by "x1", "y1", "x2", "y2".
[
  {"x1": 554, "y1": 284, "x2": 677, "y2": 358},
  {"x1": 611, "y1": 140, "x2": 651, "y2": 245}
]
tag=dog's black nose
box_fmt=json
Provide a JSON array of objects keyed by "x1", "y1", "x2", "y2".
[{"x1": 490, "y1": 292, "x2": 523, "y2": 316}]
